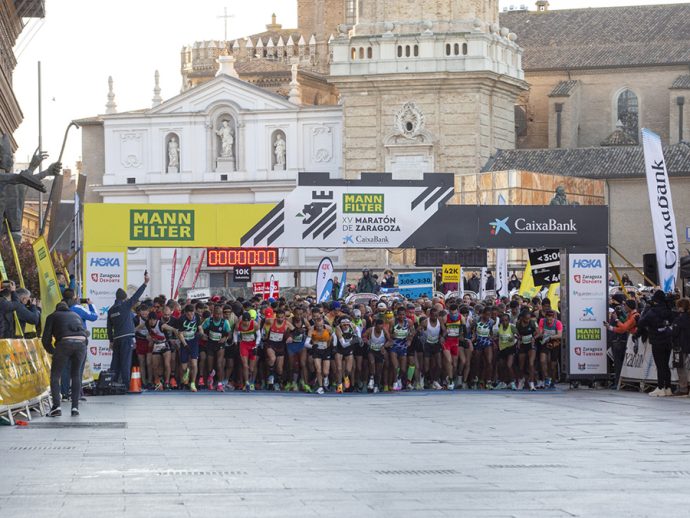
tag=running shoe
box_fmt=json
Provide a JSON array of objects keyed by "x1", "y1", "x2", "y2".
[
  {"x1": 190, "y1": 382, "x2": 198, "y2": 392},
  {"x1": 292, "y1": 382, "x2": 299, "y2": 393},
  {"x1": 245, "y1": 382, "x2": 251, "y2": 392},
  {"x1": 447, "y1": 382, "x2": 455, "y2": 390},
  {"x1": 509, "y1": 381, "x2": 517, "y2": 391},
  {"x1": 432, "y1": 381, "x2": 443, "y2": 390},
  {"x1": 207, "y1": 377, "x2": 214, "y2": 390},
  {"x1": 517, "y1": 378, "x2": 525, "y2": 391},
  {"x1": 373, "y1": 385, "x2": 380, "y2": 394},
  {"x1": 528, "y1": 381, "x2": 536, "y2": 392},
  {"x1": 665, "y1": 388, "x2": 673, "y2": 396},
  {"x1": 344, "y1": 376, "x2": 351, "y2": 390},
  {"x1": 367, "y1": 377, "x2": 375, "y2": 391},
  {"x1": 47, "y1": 406, "x2": 61, "y2": 417},
  {"x1": 226, "y1": 383, "x2": 235, "y2": 392},
  {"x1": 323, "y1": 376, "x2": 330, "y2": 389},
  {"x1": 198, "y1": 377, "x2": 206, "y2": 389},
  {"x1": 336, "y1": 383, "x2": 343, "y2": 394},
  {"x1": 496, "y1": 381, "x2": 507, "y2": 390},
  {"x1": 536, "y1": 380, "x2": 544, "y2": 389},
  {"x1": 216, "y1": 382, "x2": 224, "y2": 392},
  {"x1": 182, "y1": 369, "x2": 190, "y2": 385},
  {"x1": 415, "y1": 381, "x2": 423, "y2": 391},
  {"x1": 170, "y1": 377, "x2": 178, "y2": 389},
  {"x1": 274, "y1": 383, "x2": 281, "y2": 392},
  {"x1": 284, "y1": 381, "x2": 293, "y2": 391},
  {"x1": 302, "y1": 382, "x2": 313, "y2": 393},
  {"x1": 545, "y1": 378, "x2": 552, "y2": 389},
  {"x1": 393, "y1": 380, "x2": 402, "y2": 391},
  {"x1": 164, "y1": 383, "x2": 171, "y2": 391},
  {"x1": 383, "y1": 385, "x2": 390, "y2": 392},
  {"x1": 316, "y1": 387, "x2": 325, "y2": 395},
  {"x1": 268, "y1": 375, "x2": 275, "y2": 386},
  {"x1": 249, "y1": 383, "x2": 255, "y2": 391},
  {"x1": 71, "y1": 408, "x2": 79, "y2": 417},
  {"x1": 406, "y1": 382, "x2": 414, "y2": 391},
  {"x1": 155, "y1": 382, "x2": 164, "y2": 391}
]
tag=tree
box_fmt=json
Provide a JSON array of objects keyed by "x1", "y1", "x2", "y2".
[{"x1": 0, "y1": 236, "x2": 39, "y2": 297}]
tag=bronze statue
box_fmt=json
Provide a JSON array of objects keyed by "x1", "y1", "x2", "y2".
[
  {"x1": 0, "y1": 132, "x2": 61, "y2": 243},
  {"x1": 550, "y1": 185, "x2": 568, "y2": 206}
]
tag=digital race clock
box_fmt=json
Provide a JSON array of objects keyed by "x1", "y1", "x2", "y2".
[{"x1": 206, "y1": 248, "x2": 279, "y2": 267}]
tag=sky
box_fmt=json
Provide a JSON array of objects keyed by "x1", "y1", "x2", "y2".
[{"x1": 11, "y1": 0, "x2": 679, "y2": 169}]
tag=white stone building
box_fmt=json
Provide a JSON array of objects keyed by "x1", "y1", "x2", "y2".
[{"x1": 80, "y1": 63, "x2": 343, "y2": 296}]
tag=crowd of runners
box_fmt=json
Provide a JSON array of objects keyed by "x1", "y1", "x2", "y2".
[{"x1": 130, "y1": 291, "x2": 563, "y2": 394}]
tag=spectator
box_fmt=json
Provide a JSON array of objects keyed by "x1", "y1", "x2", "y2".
[
  {"x1": 382, "y1": 270, "x2": 395, "y2": 289},
  {"x1": 485, "y1": 271, "x2": 495, "y2": 291},
  {"x1": 42, "y1": 301, "x2": 89, "y2": 417},
  {"x1": 356, "y1": 268, "x2": 377, "y2": 294},
  {"x1": 56, "y1": 271, "x2": 76, "y2": 295},
  {"x1": 468, "y1": 273, "x2": 480, "y2": 294},
  {"x1": 672, "y1": 298, "x2": 690, "y2": 396},
  {"x1": 621, "y1": 273, "x2": 634, "y2": 287},
  {"x1": 605, "y1": 299, "x2": 639, "y2": 388},
  {"x1": 637, "y1": 290, "x2": 675, "y2": 397},
  {"x1": 332, "y1": 275, "x2": 341, "y2": 299},
  {"x1": 508, "y1": 273, "x2": 521, "y2": 291},
  {"x1": 14, "y1": 287, "x2": 41, "y2": 335},
  {"x1": 107, "y1": 272, "x2": 149, "y2": 388},
  {"x1": 60, "y1": 289, "x2": 98, "y2": 401},
  {"x1": 0, "y1": 282, "x2": 40, "y2": 338}
]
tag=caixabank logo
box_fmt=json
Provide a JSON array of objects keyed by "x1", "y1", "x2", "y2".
[{"x1": 489, "y1": 216, "x2": 577, "y2": 236}]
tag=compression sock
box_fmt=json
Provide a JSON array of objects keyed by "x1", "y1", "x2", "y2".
[{"x1": 407, "y1": 365, "x2": 416, "y2": 381}]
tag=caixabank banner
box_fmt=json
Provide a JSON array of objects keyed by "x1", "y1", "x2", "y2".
[{"x1": 568, "y1": 253, "x2": 608, "y2": 376}]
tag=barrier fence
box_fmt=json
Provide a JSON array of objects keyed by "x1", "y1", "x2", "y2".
[{"x1": 0, "y1": 338, "x2": 52, "y2": 425}]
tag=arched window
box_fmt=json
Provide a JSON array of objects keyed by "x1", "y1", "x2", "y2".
[
  {"x1": 397, "y1": 45, "x2": 403, "y2": 57},
  {"x1": 351, "y1": 47, "x2": 357, "y2": 60},
  {"x1": 359, "y1": 47, "x2": 364, "y2": 59},
  {"x1": 367, "y1": 47, "x2": 372, "y2": 59},
  {"x1": 462, "y1": 43, "x2": 468, "y2": 55},
  {"x1": 617, "y1": 89, "x2": 639, "y2": 141},
  {"x1": 405, "y1": 45, "x2": 410, "y2": 57},
  {"x1": 445, "y1": 43, "x2": 451, "y2": 56},
  {"x1": 454, "y1": 43, "x2": 459, "y2": 55},
  {"x1": 413, "y1": 45, "x2": 419, "y2": 57}
]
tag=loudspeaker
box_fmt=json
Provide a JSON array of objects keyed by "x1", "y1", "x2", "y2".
[{"x1": 642, "y1": 253, "x2": 658, "y2": 286}]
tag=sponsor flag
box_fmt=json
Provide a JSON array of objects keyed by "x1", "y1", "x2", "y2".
[
  {"x1": 0, "y1": 251, "x2": 7, "y2": 280},
  {"x1": 546, "y1": 282, "x2": 560, "y2": 311},
  {"x1": 316, "y1": 257, "x2": 334, "y2": 303},
  {"x1": 170, "y1": 249, "x2": 177, "y2": 299},
  {"x1": 479, "y1": 266, "x2": 487, "y2": 300},
  {"x1": 519, "y1": 261, "x2": 541, "y2": 299},
  {"x1": 642, "y1": 128, "x2": 679, "y2": 291},
  {"x1": 339, "y1": 271, "x2": 347, "y2": 299},
  {"x1": 190, "y1": 249, "x2": 206, "y2": 290},
  {"x1": 495, "y1": 194, "x2": 509, "y2": 297},
  {"x1": 32, "y1": 236, "x2": 62, "y2": 329},
  {"x1": 269, "y1": 274, "x2": 277, "y2": 299},
  {"x1": 174, "y1": 256, "x2": 192, "y2": 299}
]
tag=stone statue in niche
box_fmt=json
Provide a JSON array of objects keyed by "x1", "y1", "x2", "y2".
[
  {"x1": 216, "y1": 120, "x2": 234, "y2": 158},
  {"x1": 215, "y1": 119, "x2": 236, "y2": 172},
  {"x1": 167, "y1": 137, "x2": 179, "y2": 173},
  {"x1": 273, "y1": 133, "x2": 286, "y2": 171}
]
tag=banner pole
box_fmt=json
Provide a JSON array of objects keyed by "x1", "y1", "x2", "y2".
[{"x1": 608, "y1": 257, "x2": 630, "y2": 298}]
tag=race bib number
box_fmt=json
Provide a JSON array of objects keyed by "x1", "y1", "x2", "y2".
[
  {"x1": 209, "y1": 331, "x2": 222, "y2": 341},
  {"x1": 315, "y1": 341, "x2": 328, "y2": 350},
  {"x1": 182, "y1": 330, "x2": 195, "y2": 340},
  {"x1": 152, "y1": 342, "x2": 167, "y2": 353},
  {"x1": 447, "y1": 327, "x2": 460, "y2": 337},
  {"x1": 521, "y1": 334, "x2": 533, "y2": 344},
  {"x1": 269, "y1": 332, "x2": 284, "y2": 342},
  {"x1": 241, "y1": 333, "x2": 255, "y2": 342}
]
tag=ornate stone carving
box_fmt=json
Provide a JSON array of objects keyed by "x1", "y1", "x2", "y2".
[
  {"x1": 394, "y1": 102, "x2": 426, "y2": 140},
  {"x1": 312, "y1": 126, "x2": 333, "y2": 163},
  {"x1": 120, "y1": 133, "x2": 142, "y2": 168}
]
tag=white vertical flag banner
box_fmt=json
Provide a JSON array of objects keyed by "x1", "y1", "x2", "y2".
[
  {"x1": 495, "y1": 194, "x2": 508, "y2": 296},
  {"x1": 316, "y1": 257, "x2": 334, "y2": 302},
  {"x1": 642, "y1": 128, "x2": 679, "y2": 292},
  {"x1": 479, "y1": 266, "x2": 487, "y2": 300}
]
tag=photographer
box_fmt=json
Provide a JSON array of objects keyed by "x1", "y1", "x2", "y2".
[
  {"x1": 637, "y1": 290, "x2": 675, "y2": 397},
  {"x1": 605, "y1": 299, "x2": 639, "y2": 388},
  {"x1": 42, "y1": 301, "x2": 89, "y2": 416},
  {"x1": 0, "y1": 281, "x2": 40, "y2": 338},
  {"x1": 60, "y1": 290, "x2": 98, "y2": 401}
]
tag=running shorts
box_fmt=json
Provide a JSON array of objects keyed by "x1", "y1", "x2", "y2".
[
  {"x1": 239, "y1": 341, "x2": 257, "y2": 361},
  {"x1": 423, "y1": 341, "x2": 441, "y2": 357},
  {"x1": 179, "y1": 339, "x2": 200, "y2": 363},
  {"x1": 443, "y1": 337, "x2": 459, "y2": 357},
  {"x1": 311, "y1": 347, "x2": 333, "y2": 361}
]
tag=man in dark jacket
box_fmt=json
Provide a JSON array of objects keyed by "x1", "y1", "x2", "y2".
[
  {"x1": 0, "y1": 281, "x2": 40, "y2": 338},
  {"x1": 637, "y1": 290, "x2": 675, "y2": 397},
  {"x1": 107, "y1": 273, "x2": 149, "y2": 388},
  {"x1": 356, "y1": 269, "x2": 377, "y2": 294},
  {"x1": 42, "y1": 301, "x2": 89, "y2": 416}
]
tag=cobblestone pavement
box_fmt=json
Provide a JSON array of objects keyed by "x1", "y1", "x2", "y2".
[{"x1": 1, "y1": 388, "x2": 689, "y2": 517}]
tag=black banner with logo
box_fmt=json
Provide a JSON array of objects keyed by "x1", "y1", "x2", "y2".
[{"x1": 402, "y1": 205, "x2": 608, "y2": 250}]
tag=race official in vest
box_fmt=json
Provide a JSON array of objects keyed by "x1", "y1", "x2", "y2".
[{"x1": 107, "y1": 272, "x2": 149, "y2": 388}]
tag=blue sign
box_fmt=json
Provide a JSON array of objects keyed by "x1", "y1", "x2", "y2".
[{"x1": 398, "y1": 271, "x2": 434, "y2": 300}]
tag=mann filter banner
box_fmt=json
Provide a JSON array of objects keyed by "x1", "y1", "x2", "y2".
[
  {"x1": 642, "y1": 128, "x2": 679, "y2": 291},
  {"x1": 85, "y1": 252, "x2": 125, "y2": 375},
  {"x1": 568, "y1": 253, "x2": 608, "y2": 376},
  {"x1": 242, "y1": 173, "x2": 454, "y2": 249}
]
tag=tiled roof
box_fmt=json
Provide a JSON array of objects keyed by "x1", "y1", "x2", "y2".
[
  {"x1": 548, "y1": 80, "x2": 578, "y2": 97},
  {"x1": 235, "y1": 60, "x2": 290, "y2": 74},
  {"x1": 671, "y1": 75, "x2": 690, "y2": 89},
  {"x1": 600, "y1": 129, "x2": 637, "y2": 147},
  {"x1": 500, "y1": 4, "x2": 690, "y2": 70},
  {"x1": 482, "y1": 142, "x2": 690, "y2": 179}
]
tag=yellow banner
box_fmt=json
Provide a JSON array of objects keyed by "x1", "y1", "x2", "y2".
[
  {"x1": 0, "y1": 250, "x2": 7, "y2": 280},
  {"x1": 519, "y1": 261, "x2": 542, "y2": 299},
  {"x1": 546, "y1": 282, "x2": 561, "y2": 311},
  {"x1": 0, "y1": 338, "x2": 51, "y2": 406},
  {"x1": 441, "y1": 264, "x2": 461, "y2": 283},
  {"x1": 83, "y1": 203, "x2": 276, "y2": 250},
  {"x1": 32, "y1": 236, "x2": 63, "y2": 329}
]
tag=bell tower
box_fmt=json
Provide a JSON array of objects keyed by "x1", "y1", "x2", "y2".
[{"x1": 330, "y1": 0, "x2": 526, "y2": 181}]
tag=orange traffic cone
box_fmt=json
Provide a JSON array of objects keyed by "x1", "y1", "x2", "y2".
[{"x1": 129, "y1": 366, "x2": 142, "y2": 393}]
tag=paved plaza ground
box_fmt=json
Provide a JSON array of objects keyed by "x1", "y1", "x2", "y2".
[{"x1": 1, "y1": 388, "x2": 690, "y2": 517}]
